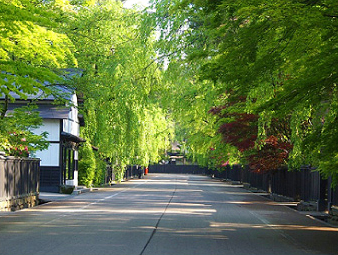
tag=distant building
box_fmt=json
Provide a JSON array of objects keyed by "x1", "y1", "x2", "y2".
[{"x1": 168, "y1": 141, "x2": 187, "y2": 165}]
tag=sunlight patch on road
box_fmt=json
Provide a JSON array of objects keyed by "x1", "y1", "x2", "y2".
[
  {"x1": 210, "y1": 222, "x2": 338, "y2": 232},
  {"x1": 30, "y1": 207, "x2": 216, "y2": 215}
]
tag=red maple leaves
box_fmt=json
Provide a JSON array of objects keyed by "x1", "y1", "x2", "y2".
[
  {"x1": 209, "y1": 98, "x2": 293, "y2": 173},
  {"x1": 248, "y1": 135, "x2": 293, "y2": 173},
  {"x1": 218, "y1": 113, "x2": 258, "y2": 152}
]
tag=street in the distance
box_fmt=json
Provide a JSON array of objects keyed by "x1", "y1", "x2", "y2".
[{"x1": 0, "y1": 174, "x2": 337, "y2": 255}]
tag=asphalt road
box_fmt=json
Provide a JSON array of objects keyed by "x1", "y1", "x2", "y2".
[{"x1": 0, "y1": 174, "x2": 337, "y2": 255}]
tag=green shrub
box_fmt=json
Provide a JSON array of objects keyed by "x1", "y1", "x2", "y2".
[
  {"x1": 78, "y1": 141, "x2": 96, "y2": 187},
  {"x1": 94, "y1": 156, "x2": 106, "y2": 186}
]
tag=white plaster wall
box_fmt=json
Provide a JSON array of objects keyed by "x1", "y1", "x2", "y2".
[
  {"x1": 63, "y1": 118, "x2": 80, "y2": 136},
  {"x1": 63, "y1": 93, "x2": 80, "y2": 136},
  {"x1": 32, "y1": 119, "x2": 60, "y2": 167},
  {"x1": 34, "y1": 143, "x2": 60, "y2": 167},
  {"x1": 33, "y1": 119, "x2": 60, "y2": 141}
]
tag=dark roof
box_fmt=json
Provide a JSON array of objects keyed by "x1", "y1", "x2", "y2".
[
  {"x1": 1, "y1": 68, "x2": 83, "y2": 101},
  {"x1": 7, "y1": 103, "x2": 70, "y2": 119},
  {"x1": 61, "y1": 132, "x2": 86, "y2": 143},
  {"x1": 4, "y1": 86, "x2": 73, "y2": 101}
]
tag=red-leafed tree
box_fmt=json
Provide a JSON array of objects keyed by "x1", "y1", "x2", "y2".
[
  {"x1": 248, "y1": 135, "x2": 293, "y2": 173},
  {"x1": 209, "y1": 96, "x2": 258, "y2": 153},
  {"x1": 209, "y1": 97, "x2": 293, "y2": 173},
  {"x1": 218, "y1": 113, "x2": 258, "y2": 152}
]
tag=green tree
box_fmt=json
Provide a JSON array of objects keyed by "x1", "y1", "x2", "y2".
[
  {"x1": 57, "y1": 0, "x2": 171, "y2": 184},
  {"x1": 0, "y1": 0, "x2": 77, "y2": 155},
  {"x1": 149, "y1": 0, "x2": 338, "y2": 182},
  {"x1": 78, "y1": 140, "x2": 96, "y2": 187},
  {"x1": 0, "y1": 105, "x2": 49, "y2": 156},
  {"x1": 0, "y1": 0, "x2": 77, "y2": 111}
]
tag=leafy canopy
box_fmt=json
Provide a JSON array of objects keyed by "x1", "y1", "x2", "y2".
[{"x1": 149, "y1": 0, "x2": 338, "y2": 181}]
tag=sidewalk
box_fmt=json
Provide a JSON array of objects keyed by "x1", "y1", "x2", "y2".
[
  {"x1": 39, "y1": 186, "x2": 92, "y2": 202},
  {"x1": 38, "y1": 192, "x2": 72, "y2": 202}
]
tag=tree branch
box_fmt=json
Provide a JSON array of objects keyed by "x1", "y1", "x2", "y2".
[{"x1": 0, "y1": 95, "x2": 9, "y2": 119}]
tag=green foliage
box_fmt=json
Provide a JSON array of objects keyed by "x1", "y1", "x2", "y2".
[
  {"x1": 78, "y1": 140, "x2": 96, "y2": 187},
  {"x1": 7, "y1": 0, "x2": 337, "y2": 185},
  {"x1": 157, "y1": 60, "x2": 225, "y2": 168},
  {"x1": 149, "y1": 0, "x2": 338, "y2": 182},
  {"x1": 0, "y1": 0, "x2": 77, "y2": 104},
  {"x1": 94, "y1": 155, "x2": 107, "y2": 186},
  {"x1": 0, "y1": 105, "x2": 49, "y2": 156},
  {"x1": 0, "y1": 0, "x2": 77, "y2": 156},
  {"x1": 1, "y1": 0, "x2": 172, "y2": 180},
  {"x1": 53, "y1": 0, "x2": 172, "y2": 182}
]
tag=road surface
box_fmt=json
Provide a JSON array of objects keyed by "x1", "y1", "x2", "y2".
[{"x1": 0, "y1": 174, "x2": 337, "y2": 255}]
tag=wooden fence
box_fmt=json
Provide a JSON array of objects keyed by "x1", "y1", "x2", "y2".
[
  {"x1": 0, "y1": 157, "x2": 40, "y2": 211},
  {"x1": 206, "y1": 165, "x2": 322, "y2": 200},
  {"x1": 148, "y1": 164, "x2": 206, "y2": 175},
  {"x1": 149, "y1": 164, "x2": 338, "y2": 211}
]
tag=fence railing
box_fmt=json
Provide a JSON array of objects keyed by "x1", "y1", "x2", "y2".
[
  {"x1": 149, "y1": 164, "x2": 338, "y2": 211},
  {"x1": 207, "y1": 165, "x2": 321, "y2": 201},
  {"x1": 0, "y1": 157, "x2": 40, "y2": 211},
  {"x1": 207, "y1": 165, "x2": 338, "y2": 211},
  {"x1": 149, "y1": 164, "x2": 206, "y2": 175}
]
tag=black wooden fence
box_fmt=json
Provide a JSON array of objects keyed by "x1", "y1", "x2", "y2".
[
  {"x1": 124, "y1": 165, "x2": 139, "y2": 179},
  {"x1": 149, "y1": 164, "x2": 206, "y2": 175},
  {"x1": 0, "y1": 157, "x2": 40, "y2": 210},
  {"x1": 205, "y1": 165, "x2": 322, "y2": 202},
  {"x1": 149, "y1": 164, "x2": 338, "y2": 210}
]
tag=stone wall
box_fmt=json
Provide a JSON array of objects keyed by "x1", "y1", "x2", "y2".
[{"x1": 0, "y1": 193, "x2": 39, "y2": 211}]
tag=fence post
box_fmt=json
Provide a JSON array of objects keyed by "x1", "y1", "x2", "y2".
[
  {"x1": 317, "y1": 173, "x2": 328, "y2": 211},
  {"x1": 327, "y1": 176, "x2": 333, "y2": 212},
  {"x1": 0, "y1": 159, "x2": 4, "y2": 199}
]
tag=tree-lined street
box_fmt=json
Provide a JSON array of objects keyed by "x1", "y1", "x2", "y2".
[
  {"x1": 0, "y1": 174, "x2": 337, "y2": 255},
  {"x1": 2, "y1": 0, "x2": 338, "y2": 196},
  {"x1": 1, "y1": 1, "x2": 338, "y2": 253}
]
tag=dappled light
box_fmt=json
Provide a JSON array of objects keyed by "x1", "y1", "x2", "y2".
[
  {"x1": 1, "y1": 174, "x2": 338, "y2": 255},
  {"x1": 25, "y1": 207, "x2": 216, "y2": 215},
  {"x1": 210, "y1": 222, "x2": 338, "y2": 233},
  {"x1": 2, "y1": 0, "x2": 338, "y2": 253}
]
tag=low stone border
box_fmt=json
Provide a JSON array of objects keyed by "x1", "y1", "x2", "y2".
[
  {"x1": 0, "y1": 193, "x2": 39, "y2": 211},
  {"x1": 328, "y1": 206, "x2": 338, "y2": 225}
]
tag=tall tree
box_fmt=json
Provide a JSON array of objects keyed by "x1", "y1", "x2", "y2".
[
  {"x1": 0, "y1": 0, "x2": 77, "y2": 112},
  {"x1": 149, "y1": 0, "x2": 338, "y2": 181},
  {"x1": 59, "y1": 0, "x2": 171, "y2": 183},
  {"x1": 0, "y1": 0, "x2": 77, "y2": 155}
]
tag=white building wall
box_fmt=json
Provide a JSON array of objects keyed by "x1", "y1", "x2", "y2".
[
  {"x1": 63, "y1": 93, "x2": 80, "y2": 136},
  {"x1": 34, "y1": 143, "x2": 60, "y2": 167},
  {"x1": 27, "y1": 90, "x2": 82, "y2": 188},
  {"x1": 33, "y1": 119, "x2": 60, "y2": 141},
  {"x1": 32, "y1": 119, "x2": 61, "y2": 167}
]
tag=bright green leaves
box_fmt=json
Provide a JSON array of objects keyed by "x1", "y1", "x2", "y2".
[
  {"x1": 0, "y1": 0, "x2": 77, "y2": 118},
  {"x1": 78, "y1": 140, "x2": 96, "y2": 187},
  {"x1": 59, "y1": 1, "x2": 172, "y2": 183},
  {"x1": 3, "y1": 0, "x2": 337, "y2": 184},
  {"x1": 0, "y1": 0, "x2": 77, "y2": 155},
  {"x1": 1, "y1": 21, "x2": 75, "y2": 67},
  {"x1": 0, "y1": 0, "x2": 77, "y2": 77},
  {"x1": 1, "y1": 0, "x2": 171, "y2": 182},
  {"x1": 149, "y1": 0, "x2": 338, "y2": 180},
  {"x1": 0, "y1": 105, "x2": 49, "y2": 156}
]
